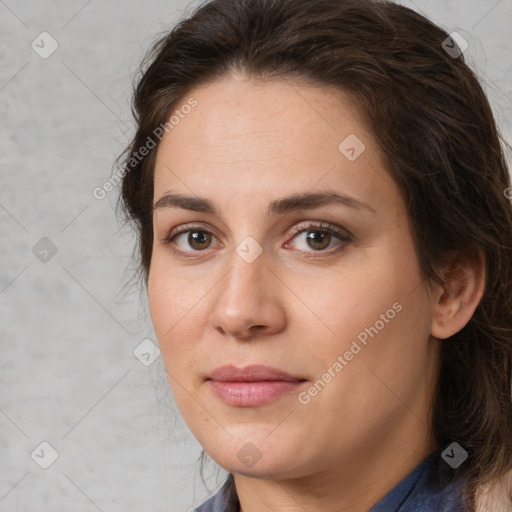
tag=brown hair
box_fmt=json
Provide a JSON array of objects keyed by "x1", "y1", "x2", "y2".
[{"x1": 116, "y1": 0, "x2": 512, "y2": 509}]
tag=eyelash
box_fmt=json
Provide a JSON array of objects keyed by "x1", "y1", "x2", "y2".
[{"x1": 163, "y1": 221, "x2": 352, "y2": 259}]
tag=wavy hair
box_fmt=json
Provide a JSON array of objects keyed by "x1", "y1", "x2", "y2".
[{"x1": 116, "y1": 0, "x2": 512, "y2": 509}]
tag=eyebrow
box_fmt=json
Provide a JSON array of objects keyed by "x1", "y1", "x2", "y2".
[{"x1": 153, "y1": 190, "x2": 377, "y2": 215}]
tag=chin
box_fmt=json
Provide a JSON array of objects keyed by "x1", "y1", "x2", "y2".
[{"x1": 204, "y1": 436, "x2": 305, "y2": 480}]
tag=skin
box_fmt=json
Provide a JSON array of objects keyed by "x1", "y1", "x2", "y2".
[{"x1": 148, "y1": 72, "x2": 485, "y2": 512}]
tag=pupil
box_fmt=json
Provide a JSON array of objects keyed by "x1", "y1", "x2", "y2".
[
  {"x1": 307, "y1": 231, "x2": 330, "y2": 250},
  {"x1": 190, "y1": 231, "x2": 210, "y2": 249}
]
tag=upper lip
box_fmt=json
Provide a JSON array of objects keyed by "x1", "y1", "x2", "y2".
[{"x1": 208, "y1": 364, "x2": 305, "y2": 382}]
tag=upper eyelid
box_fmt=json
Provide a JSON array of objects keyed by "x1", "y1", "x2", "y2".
[
  {"x1": 167, "y1": 221, "x2": 348, "y2": 236},
  {"x1": 168, "y1": 222, "x2": 219, "y2": 239},
  {"x1": 166, "y1": 221, "x2": 351, "y2": 247}
]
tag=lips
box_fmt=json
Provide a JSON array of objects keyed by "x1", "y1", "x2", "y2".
[
  {"x1": 206, "y1": 364, "x2": 307, "y2": 407},
  {"x1": 208, "y1": 364, "x2": 305, "y2": 382}
]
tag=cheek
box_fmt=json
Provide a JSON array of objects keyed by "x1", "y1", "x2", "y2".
[
  {"x1": 148, "y1": 261, "x2": 173, "y2": 341},
  {"x1": 305, "y1": 247, "x2": 433, "y2": 408},
  {"x1": 302, "y1": 250, "x2": 419, "y2": 351},
  {"x1": 147, "y1": 255, "x2": 210, "y2": 372},
  {"x1": 148, "y1": 259, "x2": 182, "y2": 357},
  {"x1": 300, "y1": 240, "x2": 433, "y2": 407}
]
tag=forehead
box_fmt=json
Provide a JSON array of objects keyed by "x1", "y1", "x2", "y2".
[
  {"x1": 159, "y1": 74, "x2": 366, "y2": 153},
  {"x1": 153, "y1": 74, "x2": 396, "y2": 214}
]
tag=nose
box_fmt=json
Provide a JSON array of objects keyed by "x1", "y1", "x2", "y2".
[{"x1": 209, "y1": 246, "x2": 287, "y2": 340}]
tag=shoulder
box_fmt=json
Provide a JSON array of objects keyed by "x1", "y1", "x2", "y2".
[
  {"x1": 474, "y1": 469, "x2": 512, "y2": 512},
  {"x1": 194, "y1": 475, "x2": 238, "y2": 512},
  {"x1": 370, "y1": 450, "x2": 468, "y2": 512},
  {"x1": 194, "y1": 491, "x2": 227, "y2": 512},
  {"x1": 403, "y1": 451, "x2": 467, "y2": 512},
  {"x1": 400, "y1": 479, "x2": 466, "y2": 512}
]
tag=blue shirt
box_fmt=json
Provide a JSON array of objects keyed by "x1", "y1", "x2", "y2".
[{"x1": 194, "y1": 450, "x2": 467, "y2": 511}]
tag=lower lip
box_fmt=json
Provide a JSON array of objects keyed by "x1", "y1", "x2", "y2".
[{"x1": 208, "y1": 380, "x2": 305, "y2": 406}]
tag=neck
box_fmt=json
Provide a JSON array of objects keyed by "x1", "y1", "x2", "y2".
[{"x1": 233, "y1": 423, "x2": 439, "y2": 512}]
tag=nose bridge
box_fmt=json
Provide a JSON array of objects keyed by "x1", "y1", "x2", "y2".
[
  {"x1": 223, "y1": 237, "x2": 267, "y2": 300},
  {"x1": 209, "y1": 237, "x2": 284, "y2": 337}
]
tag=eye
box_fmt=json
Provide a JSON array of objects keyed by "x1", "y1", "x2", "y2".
[
  {"x1": 285, "y1": 221, "x2": 352, "y2": 256},
  {"x1": 165, "y1": 225, "x2": 218, "y2": 254},
  {"x1": 163, "y1": 221, "x2": 352, "y2": 258}
]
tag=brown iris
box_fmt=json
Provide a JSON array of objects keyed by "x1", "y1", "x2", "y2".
[
  {"x1": 306, "y1": 231, "x2": 331, "y2": 251},
  {"x1": 187, "y1": 231, "x2": 212, "y2": 250}
]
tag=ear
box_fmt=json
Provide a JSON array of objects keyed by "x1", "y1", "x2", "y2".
[{"x1": 430, "y1": 249, "x2": 486, "y2": 340}]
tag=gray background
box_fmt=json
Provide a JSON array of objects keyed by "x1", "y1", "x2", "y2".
[{"x1": 1, "y1": 1, "x2": 511, "y2": 511}]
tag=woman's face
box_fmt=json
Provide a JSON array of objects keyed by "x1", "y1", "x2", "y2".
[{"x1": 148, "y1": 74, "x2": 440, "y2": 479}]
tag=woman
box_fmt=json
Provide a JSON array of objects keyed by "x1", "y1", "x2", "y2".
[{"x1": 116, "y1": 0, "x2": 512, "y2": 510}]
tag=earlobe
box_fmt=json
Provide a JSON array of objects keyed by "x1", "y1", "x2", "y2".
[{"x1": 430, "y1": 250, "x2": 486, "y2": 340}]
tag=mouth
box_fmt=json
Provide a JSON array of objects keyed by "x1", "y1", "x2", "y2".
[{"x1": 206, "y1": 364, "x2": 307, "y2": 407}]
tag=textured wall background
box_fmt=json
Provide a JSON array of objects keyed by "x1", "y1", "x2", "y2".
[{"x1": 1, "y1": 0, "x2": 511, "y2": 510}]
